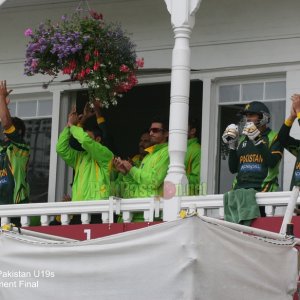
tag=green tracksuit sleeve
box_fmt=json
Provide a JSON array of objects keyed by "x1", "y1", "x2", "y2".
[
  {"x1": 186, "y1": 147, "x2": 201, "y2": 187},
  {"x1": 56, "y1": 127, "x2": 78, "y2": 168},
  {"x1": 128, "y1": 146, "x2": 169, "y2": 191},
  {"x1": 70, "y1": 126, "x2": 113, "y2": 165}
]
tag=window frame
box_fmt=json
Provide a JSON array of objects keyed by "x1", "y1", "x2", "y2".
[{"x1": 216, "y1": 76, "x2": 286, "y2": 194}]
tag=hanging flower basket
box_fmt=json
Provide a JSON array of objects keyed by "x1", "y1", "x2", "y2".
[{"x1": 24, "y1": 10, "x2": 144, "y2": 107}]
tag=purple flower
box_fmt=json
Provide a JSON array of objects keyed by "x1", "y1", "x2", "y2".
[{"x1": 23, "y1": 10, "x2": 142, "y2": 107}]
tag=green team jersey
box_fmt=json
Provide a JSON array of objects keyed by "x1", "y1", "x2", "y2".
[
  {"x1": 122, "y1": 143, "x2": 169, "y2": 198},
  {"x1": 0, "y1": 127, "x2": 30, "y2": 205},
  {"x1": 185, "y1": 138, "x2": 201, "y2": 195},
  {"x1": 278, "y1": 119, "x2": 300, "y2": 189},
  {"x1": 131, "y1": 154, "x2": 144, "y2": 168},
  {"x1": 118, "y1": 143, "x2": 169, "y2": 222},
  {"x1": 56, "y1": 126, "x2": 113, "y2": 201},
  {"x1": 229, "y1": 128, "x2": 283, "y2": 192}
]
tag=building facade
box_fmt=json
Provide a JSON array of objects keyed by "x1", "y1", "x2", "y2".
[{"x1": 0, "y1": 0, "x2": 300, "y2": 202}]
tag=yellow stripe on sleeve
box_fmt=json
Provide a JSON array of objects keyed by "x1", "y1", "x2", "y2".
[
  {"x1": 97, "y1": 117, "x2": 105, "y2": 124},
  {"x1": 271, "y1": 150, "x2": 283, "y2": 156},
  {"x1": 284, "y1": 119, "x2": 293, "y2": 127},
  {"x1": 3, "y1": 125, "x2": 16, "y2": 134}
]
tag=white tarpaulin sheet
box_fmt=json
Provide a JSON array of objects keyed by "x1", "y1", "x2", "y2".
[{"x1": 0, "y1": 216, "x2": 298, "y2": 300}]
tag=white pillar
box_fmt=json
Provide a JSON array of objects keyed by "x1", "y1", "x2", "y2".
[{"x1": 163, "y1": 0, "x2": 202, "y2": 221}]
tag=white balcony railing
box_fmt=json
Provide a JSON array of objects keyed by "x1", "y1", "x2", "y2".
[{"x1": 0, "y1": 191, "x2": 296, "y2": 227}]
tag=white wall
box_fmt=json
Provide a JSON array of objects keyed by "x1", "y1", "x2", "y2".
[
  {"x1": 2, "y1": 0, "x2": 300, "y2": 84},
  {"x1": 191, "y1": 0, "x2": 300, "y2": 69}
]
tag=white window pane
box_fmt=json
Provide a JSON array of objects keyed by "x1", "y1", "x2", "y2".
[
  {"x1": 219, "y1": 85, "x2": 240, "y2": 102},
  {"x1": 8, "y1": 102, "x2": 16, "y2": 116},
  {"x1": 38, "y1": 100, "x2": 52, "y2": 116},
  {"x1": 18, "y1": 101, "x2": 37, "y2": 118},
  {"x1": 265, "y1": 81, "x2": 286, "y2": 100},
  {"x1": 264, "y1": 101, "x2": 285, "y2": 132},
  {"x1": 242, "y1": 83, "x2": 263, "y2": 101}
]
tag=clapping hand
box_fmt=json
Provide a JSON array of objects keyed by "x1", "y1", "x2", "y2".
[
  {"x1": 292, "y1": 94, "x2": 300, "y2": 115},
  {"x1": 122, "y1": 160, "x2": 133, "y2": 172},
  {"x1": 67, "y1": 106, "x2": 80, "y2": 127},
  {"x1": 0, "y1": 80, "x2": 12, "y2": 103},
  {"x1": 113, "y1": 157, "x2": 127, "y2": 174},
  {"x1": 78, "y1": 102, "x2": 95, "y2": 126}
]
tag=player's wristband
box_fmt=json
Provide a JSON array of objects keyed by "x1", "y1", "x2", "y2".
[
  {"x1": 284, "y1": 119, "x2": 293, "y2": 127},
  {"x1": 97, "y1": 117, "x2": 105, "y2": 124},
  {"x1": 3, "y1": 125, "x2": 15, "y2": 134}
]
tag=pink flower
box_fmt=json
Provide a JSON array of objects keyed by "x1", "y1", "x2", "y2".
[
  {"x1": 136, "y1": 58, "x2": 144, "y2": 68},
  {"x1": 24, "y1": 28, "x2": 33, "y2": 37},
  {"x1": 85, "y1": 68, "x2": 91, "y2": 74},
  {"x1": 80, "y1": 69, "x2": 86, "y2": 78},
  {"x1": 85, "y1": 53, "x2": 90, "y2": 62},
  {"x1": 93, "y1": 61, "x2": 100, "y2": 71},
  {"x1": 119, "y1": 64, "x2": 130, "y2": 73},
  {"x1": 69, "y1": 60, "x2": 76, "y2": 70},
  {"x1": 31, "y1": 59, "x2": 38, "y2": 68},
  {"x1": 94, "y1": 49, "x2": 99, "y2": 57},
  {"x1": 63, "y1": 67, "x2": 72, "y2": 75},
  {"x1": 129, "y1": 75, "x2": 138, "y2": 85}
]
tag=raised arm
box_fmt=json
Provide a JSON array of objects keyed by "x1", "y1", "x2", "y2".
[
  {"x1": 293, "y1": 94, "x2": 300, "y2": 128},
  {"x1": 56, "y1": 107, "x2": 79, "y2": 168},
  {"x1": 70, "y1": 125, "x2": 113, "y2": 165},
  {"x1": 0, "y1": 80, "x2": 13, "y2": 130},
  {"x1": 78, "y1": 102, "x2": 95, "y2": 127},
  {"x1": 278, "y1": 97, "x2": 300, "y2": 153}
]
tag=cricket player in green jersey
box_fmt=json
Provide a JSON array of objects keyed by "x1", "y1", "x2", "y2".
[
  {"x1": 0, "y1": 80, "x2": 30, "y2": 206},
  {"x1": 185, "y1": 118, "x2": 201, "y2": 195},
  {"x1": 222, "y1": 101, "x2": 283, "y2": 217},
  {"x1": 278, "y1": 94, "x2": 300, "y2": 189},
  {"x1": 113, "y1": 117, "x2": 169, "y2": 221},
  {"x1": 56, "y1": 106, "x2": 114, "y2": 201}
]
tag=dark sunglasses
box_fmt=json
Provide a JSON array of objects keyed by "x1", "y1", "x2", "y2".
[{"x1": 149, "y1": 127, "x2": 164, "y2": 133}]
